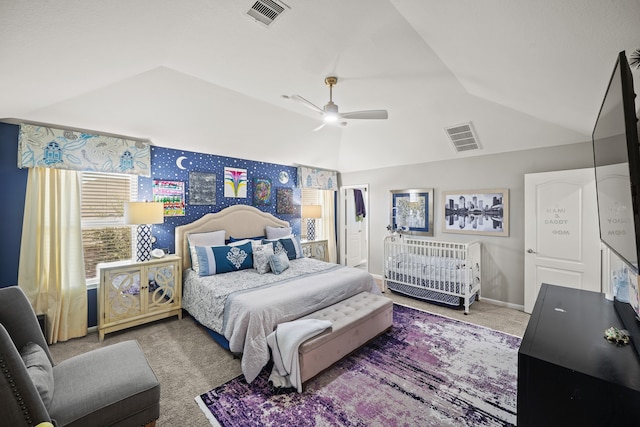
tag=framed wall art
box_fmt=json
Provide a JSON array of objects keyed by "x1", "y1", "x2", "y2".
[
  {"x1": 153, "y1": 180, "x2": 185, "y2": 216},
  {"x1": 390, "y1": 188, "x2": 434, "y2": 236},
  {"x1": 253, "y1": 178, "x2": 272, "y2": 206},
  {"x1": 276, "y1": 188, "x2": 295, "y2": 214},
  {"x1": 189, "y1": 171, "x2": 216, "y2": 205},
  {"x1": 224, "y1": 167, "x2": 247, "y2": 198},
  {"x1": 442, "y1": 188, "x2": 509, "y2": 236}
]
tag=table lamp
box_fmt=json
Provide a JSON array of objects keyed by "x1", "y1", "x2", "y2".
[
  {"x1": 124, "y1": 201, "x2": 164, "y2": 261},
  {"x1": 302, "y1": 205, "x2": 322, "y2": 241}
]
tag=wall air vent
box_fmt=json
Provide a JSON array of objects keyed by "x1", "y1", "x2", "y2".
[
  {"x1": 444, "y1": 122, "x2": 481, "y2": 153},
  {"x1": 247, "y1": 0, "x2": 288, "y2": 27}
]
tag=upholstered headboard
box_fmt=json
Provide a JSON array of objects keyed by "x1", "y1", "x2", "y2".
[{"x1": 174, "y1": 205, "x2": 290, "y2": 271}]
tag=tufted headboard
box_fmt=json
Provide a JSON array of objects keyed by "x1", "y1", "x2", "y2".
[{"x1": 174, "y1": 204, "x2": 290, "y2": 271}]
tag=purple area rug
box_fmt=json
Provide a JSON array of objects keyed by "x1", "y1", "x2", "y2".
[{"x1": 196, "y1": 304, "x2": 521, "y2": 426}]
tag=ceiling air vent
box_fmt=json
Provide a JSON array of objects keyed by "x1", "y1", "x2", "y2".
[
  {"x1": 247, "y1": 0, "x2": 287, "y2": 27},
  {"x1": 444, "y1": 122, "x2": 481, "y2": 153}
]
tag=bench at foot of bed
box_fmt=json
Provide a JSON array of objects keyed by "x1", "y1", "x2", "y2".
[{"x1": 298, "y1": 291, "x2": 393, "y2": 386}]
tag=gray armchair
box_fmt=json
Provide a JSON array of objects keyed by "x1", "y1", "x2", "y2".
[{"x1": 0, "y1": 286, "x2": 160, "y2": 427}]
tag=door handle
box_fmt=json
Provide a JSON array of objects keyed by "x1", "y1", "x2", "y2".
[{"x1": 527, "y1": 249, "x2": 536, "y2": 254}]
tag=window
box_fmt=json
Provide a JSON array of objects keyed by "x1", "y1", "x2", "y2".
[{"x1": 81, "y1": 172, "x2": 137, "y2": 281}]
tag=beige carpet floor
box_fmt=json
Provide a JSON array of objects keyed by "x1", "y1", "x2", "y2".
[{"x1": 48, "y1": 292, "x2": 530, "y2": 426}]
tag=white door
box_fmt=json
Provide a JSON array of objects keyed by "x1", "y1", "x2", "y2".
[
  {"x1": 524, "y1": 168, "x2": 601, "y2": 313},
  {"x1": 341, "y1": 186, "x2": 368, "y2": 268}
]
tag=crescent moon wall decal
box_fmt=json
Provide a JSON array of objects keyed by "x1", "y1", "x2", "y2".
[{"x1": 176, "y1": 156, "x2": 187, "y2": 170}]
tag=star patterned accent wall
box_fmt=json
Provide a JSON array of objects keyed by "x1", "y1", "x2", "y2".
[{"x1": 139, "y1": 146, "x2": 301, "y2": 253}]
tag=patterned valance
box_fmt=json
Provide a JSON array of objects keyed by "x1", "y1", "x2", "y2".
[
  {"x1": 18, "y1": 124, "x2": 151, "y2": 177},
  {"x1": 297, "y1": 166, "x2": 338, "y2": 191}
]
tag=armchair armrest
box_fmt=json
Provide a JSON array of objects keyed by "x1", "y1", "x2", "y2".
[{"x1": 0, "y1": 324, "x2": 52, "y2": 427}]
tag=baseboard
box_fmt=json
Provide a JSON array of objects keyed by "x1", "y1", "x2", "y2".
[{"x1": 479, "y1": 297, "x2": 524, "y2": 312}]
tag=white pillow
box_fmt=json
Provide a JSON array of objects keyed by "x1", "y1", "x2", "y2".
[
  {"x1": 229, "y1": 239, "x2": 262, "y2": 251},
  {"x1": 188, "y1": 230, "x2": 226, "y2": 273},
  {"x1": 265, "y1": 225, "x2": 292, "y2": 239},
  {"x1": 253, "y1": 243, "x2": 274, "y2": 274}
]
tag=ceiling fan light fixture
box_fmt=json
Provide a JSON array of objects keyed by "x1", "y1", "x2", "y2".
[
  {"x1": 322, "y1": 101, "x2": 339, "y2": 123},
  {"x1": 323, "y1": 112, "x2": 339, "y2": 123}
]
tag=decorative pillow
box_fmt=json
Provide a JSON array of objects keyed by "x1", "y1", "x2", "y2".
[
  {"x1": 253, "y1": 243, "x2": 274, "y2": 274},
  {"x1": 269, "y1": 251, "x2": 290, "y2": 275},
  {"x1": 229, "y1": 235, "x2": 265, "y2": 243},
  {"x1": 228, "y1": 238, "x2": 263, "y2": 251},
  {"x1": 20, "y1": 342, "x2": 54, "y2": 409},
  {"x1": 188, "y1": 230, "x2": 226, "y2": 274},
  {"x1": 194, "y1": 241, "x2": 253, "y2": 276},
  {"x1": 264, "y1": 236, "x2": 303, "y2": 260},
  {"x1": 265, "y1": 225, "x2": 293, "y2": 240}
]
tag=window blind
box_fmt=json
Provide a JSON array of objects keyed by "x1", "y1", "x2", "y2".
[{"x1": 81, "y1": 172, "x2": 138, "y2": 279}]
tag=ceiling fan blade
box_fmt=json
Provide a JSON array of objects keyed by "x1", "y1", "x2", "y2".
[
  {"x1": 289, "y1": 94, "x2": 324, "y2": 115},
  {"x1": 340, "y1": 110, "x2": 388, "y2": 120},
  {"x1": 312, "y1": 122, "x2": 327, "y2": 132}
]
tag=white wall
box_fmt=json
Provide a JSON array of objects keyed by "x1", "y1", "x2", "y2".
[{"x1": 339, "y1": 141, "x2": 595, "y2": 307}]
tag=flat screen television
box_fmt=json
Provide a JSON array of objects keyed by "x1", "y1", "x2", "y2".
[
  {"x1": 592, "y1": 51, "x2": 640, "y2": 274},
  {"x1": 592, "y1": 51, "x2": 640, "y2": 350}
]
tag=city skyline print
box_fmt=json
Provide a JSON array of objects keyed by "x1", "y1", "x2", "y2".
[{"x1": 442, "y1": 189, "x2": 509, "y2": 236}]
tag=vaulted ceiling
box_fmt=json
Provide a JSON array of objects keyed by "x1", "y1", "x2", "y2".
[{"x1": 1, "y1": 0, "x2": 639, "y2": 172}]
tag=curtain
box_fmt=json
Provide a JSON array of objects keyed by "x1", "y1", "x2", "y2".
[
  {"x1": 321, "y1": 190, "x2": 338, "y2": 263},
  {"x1": 18, "y1": 167, "x2": 88, "y2": 344}
]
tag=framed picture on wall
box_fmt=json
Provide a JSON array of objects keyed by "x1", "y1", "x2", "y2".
[
  {"x1": 442, "y1": 188, "x2": 509, "y2": 236},
  {"x1": 189, "y1": 172, "x2": 216, "y2": 205},
  {"x1": 276, "y1": 188, "x2": 295, "y2": 214},
  {"x1": 253, "y1": 178, "x2": 272, "y2": 206},
  {"x1": 390, "y1": 188, "x2": 434, "y2": 236},
  {"x1": 153, "y1": 180, "x2": 185, "y2": 216},
  {"x1": 224, "y1": 167, "x2": 247, "y2": 198}
]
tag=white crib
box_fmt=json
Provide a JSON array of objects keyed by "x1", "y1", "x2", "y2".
[{"x1": 383, "y1": 235, "x2": 481, "y2": 314}]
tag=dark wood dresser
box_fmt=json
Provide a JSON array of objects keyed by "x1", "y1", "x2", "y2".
[{"x1": 518, "y1": 283, "x2": 640, "y2": 426}]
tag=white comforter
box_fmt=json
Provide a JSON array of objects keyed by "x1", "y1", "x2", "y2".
[{"x1": 182, "y1": 257, "x2": 380, "y2": 382}]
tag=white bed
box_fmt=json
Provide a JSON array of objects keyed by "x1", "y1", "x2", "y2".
[{"x1": 175, "y1": 205, "x2": 380, "y2": 383}]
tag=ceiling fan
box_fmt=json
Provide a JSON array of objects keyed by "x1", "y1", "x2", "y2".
[{"x1": 285, "y1": 76, "x2": 388, "y2": 131}]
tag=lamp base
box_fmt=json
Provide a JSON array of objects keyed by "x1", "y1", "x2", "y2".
[
  {"x1": 136, "y1": 224, "x2": 152, "y2": 262},
  {"x1": 306, "y1": 218, "x2": 316, "y2": 241}
]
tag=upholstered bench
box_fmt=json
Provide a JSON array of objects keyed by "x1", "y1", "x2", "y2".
[{"x1": 298, "y1": 292, "x2": 393, "y2": 385}]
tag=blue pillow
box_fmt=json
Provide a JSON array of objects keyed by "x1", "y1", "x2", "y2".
[
  {"x1": 262, "y1": 236, "x2": 302, "y2": 260},
  {"x1": 195, "y1": 241, "x2": 253, "y2": 276},
  {"x1": 269, "y1": 251, "x2": 290, "y2": 275},
  {"x1": 228, "y1": 235, "x2": 265, "y2": 243}
]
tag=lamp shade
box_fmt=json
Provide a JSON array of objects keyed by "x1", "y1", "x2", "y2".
[
  {"x1": 124, "y1": 202, "x2": 164, "y2": 225},
  {"x1": 302, "y1": 204, "x2": 322, "y2": 219}
]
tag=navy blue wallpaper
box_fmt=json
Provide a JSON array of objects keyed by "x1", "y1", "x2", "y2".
[
  {"x1": 140, "y1": 146, "x2": 301, "y2": 253},
  {"x1": 0, "y1": 123, "x2": 28, "y2": 287}
]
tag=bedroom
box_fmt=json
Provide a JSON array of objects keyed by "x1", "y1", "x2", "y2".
[{"x1": 1, "y1": 1, "x2": 639, "y2": 425}]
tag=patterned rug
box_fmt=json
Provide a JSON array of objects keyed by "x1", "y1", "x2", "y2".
[{"x1": 196, "y1": 304, "x2": 521, "y2": 426}]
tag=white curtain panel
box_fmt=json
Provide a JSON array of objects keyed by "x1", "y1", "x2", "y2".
[
  {"x1": 18, "y1": 167, "x2": 88, "y2": 344},
  {"x1": 322, "y1": 190, "x2": 337, "y2": 263}
]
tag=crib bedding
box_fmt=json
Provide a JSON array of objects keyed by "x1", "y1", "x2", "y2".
[
  {"x1": 387, "y1": 253, "x2": 470, "y2": 283},
  {"x1": 182, "y1": 256, "x2": 380, "y2": 383}
]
